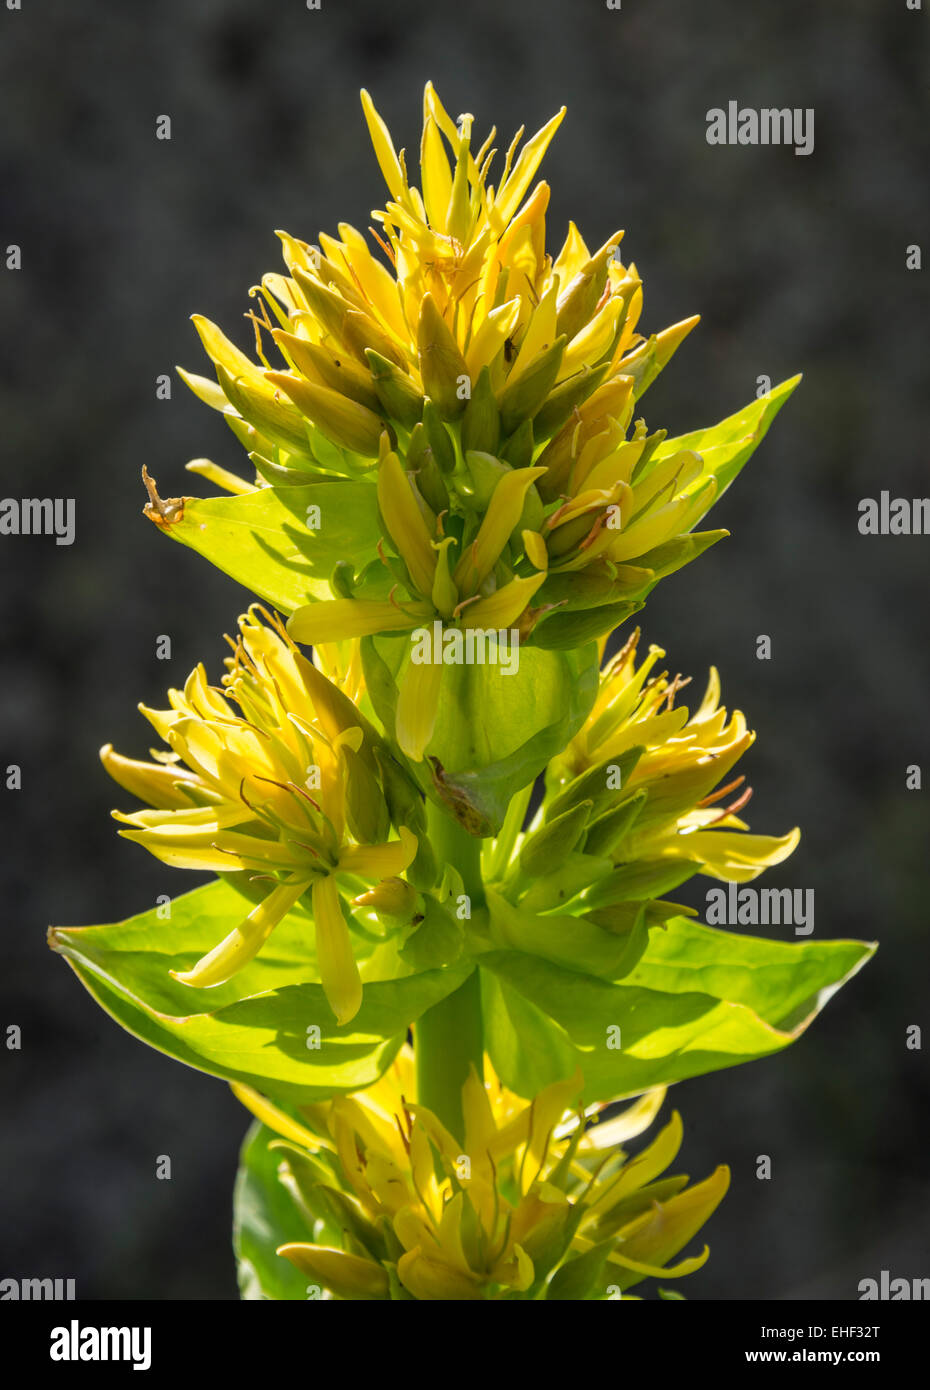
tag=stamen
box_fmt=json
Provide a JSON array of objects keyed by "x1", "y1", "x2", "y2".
[
  {"x1": 697, "y1": 775, "x2": 745, "y2": 809},
  {"x1": 368, "y1": 224, "x2": 396, "y2": 267}
]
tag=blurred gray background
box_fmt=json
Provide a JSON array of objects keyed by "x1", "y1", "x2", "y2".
[{"x1": 1, "y1": 0, "x2": 928, "y2": 1299}]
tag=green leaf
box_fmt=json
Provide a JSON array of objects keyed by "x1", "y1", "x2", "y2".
[
  {"x1": 486, "y1": 888, "x2": 646, "y2": 980},
  {"x1": 632, "y1": 530, "x2": 727, "y2": 586},
  {"x1": 529, "y1": 600, "x2": 643, "y2": 650},
  {"x1": 369, "y1": 637, "x2": 599, "y2": 836},
  {"x1": 50, "y1": 882, "x2": 473, "y2": 1101},
  {"x1": 480, "y1": 966, "x2": 580, "y2": 1097},
  {"x1": 480, "y1": 923, "x2": 874, "y2": 1101},
  {"x1": 233, "y1": 1120, "x2": 313, "y2": 1301},
  {"x1": 399, "y1": 896, "x2": 464, "y2": 972},
  {"x1": 50, "y1": 881, "x2": 330, "y2": 1015},
  {"x1": 546, "y1": 1239, "x2": 616, "y2": 1301},
  {"x1": 428, "y1": 645, "x2": 600, "y2": 835},
  {"x1": 625, "y1": 916, "x2": 876, "y2": 1032},
  {"x1": 652, "y1": 375, "x2": 801, "y2": 506},
  {"x1": 517, "y1": 852, "x2": 615, "y2": 914},
  {"x1": 155, "y1": 481, "x2": 383, "y2": 614}
]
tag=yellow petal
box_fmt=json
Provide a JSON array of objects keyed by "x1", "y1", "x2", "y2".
[
  {"x1": 395, "y1": 653, "x2": 444, "y2": 762},
  {"x1": 116, "y1": 825, "x2": 303, "y2": 873},
  {"x1": 492, "y1": 107, "x2": 566, "y2": 228},
  {"x1": 312, "y1": 875, "x2": 363, "y2": 1026},
  {"x1": 589, "y1": 1112, "x2": 684, "y2": 1217},
  {"x1": 288, "y1": 598, "x2": 430, "y2": 644},
  {"x1": 230, "y1": 1083, "x2": 330, "y2": 1152},
  {"x1": 99, "y1": 744, "x2": 199, "y2": 811},
  {"x1": 682, "y1": 827, "x2": 801, "y2": 881},
  {"x1": 464, "y1": 298, "x2": 521, "y2": 378},
  {"x1": 558, "y1": 296, "x2": 625, "y2": 382},
  {"x1": 184, "y1": 458, "x2": 256, "y2": 494},
  {"x1": 397, "y1": 1246, "x2": 484, "y2": 1301},
  {"x1": 553, "y1": 221, "x2": 591, "y2": 282},
  {"x1": 423, "y1": 82, "x2": 478, "y2": 185},
  {"x1": 176, "y1": 367, "x2": 229, "y2": 413},
  {"x1": 171, "y1": 877, "x2": 310, "y2": 987},
  {"x1": 454, "y1": 467, "x2": 547, "y2": 593},
  {"x1": 522, "y1": 529, "x2": 549, "y2": 571},
  {"x1": 377, "y1": 443, "x2": 438, "y2": 597},
  {"x1": 604, "y1": 1246, "x2": 710, "y2": 1280},
  {"x1": 507, "y1": 282, "x2": 558, "y2": 386},
  {"x1": 606, "y1": 480, "x2": 716, "y2": 564},
  {"x1": 460, "y1": 572, "x2": 546, "y2": 630},
  {"x1": 337, "y1": 826, "x2": 418, "y2": 878},
  {"x1": 191, "y1": 314, "x2": 265, "y2": 388},
  {"x1": 523, "y1": 1067, "x2": 584, "y2": 1191},
  {"x1": 278, "y1": 1242, "x2": 389, "y2": 1300},
  {"x1": 420, "y1": 114, "x2": 453, "y2": 231},
  {"x1": 360, "y1": 89, "x2": 406, "y2": 202},
  {"x1": 577, "y1": 1088, "x2": 668, "y2": 1151}
]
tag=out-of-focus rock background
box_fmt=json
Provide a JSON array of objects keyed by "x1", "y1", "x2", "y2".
[{"x1": 1, "y1": 0, "x2": 927, "y2": 1298}]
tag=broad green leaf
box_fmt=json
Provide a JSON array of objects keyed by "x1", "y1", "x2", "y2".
[
  {"x1": 625, "y1": 916, "x2": 876, "y2": 1032},
  {"x1": 153, "y1": 481, "x2": 383, "y2": 614},
  {"x1": 480, "y1": 927, "x2": 873, "y2": 1101},
  {"x1": 50, "y1": 883, "x2": 472, "y2": 1101},
  {"x1": 233, "y1": 1120, "x2": 313, "y2": 1301},
  {"x1": 48, "y1": 878, "x2": 396, "y2": 1014}
]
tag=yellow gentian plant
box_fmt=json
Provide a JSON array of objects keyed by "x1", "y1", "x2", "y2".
[{"x1": 51, "y1": 86, "x2": 873, "y2": 1301}]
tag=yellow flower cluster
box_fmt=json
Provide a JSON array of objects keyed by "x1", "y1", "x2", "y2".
[
  {"x1": 497, "y1": 628, "x2": 799, "y2": 912},
  {"x1": 236, "y1": 1046, "x2": 728, "y2": 1301},
  {"x1": 180, "y1": 86, "x2": 729, "y2": 757},
  {"x1": 101, "y1": 608, "x2": 416, "y2": 1024}
]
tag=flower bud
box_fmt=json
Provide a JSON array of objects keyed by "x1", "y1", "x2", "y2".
[
  {"x1": 463, "y1": 450, "x2": 512, "y2": 510},
  {"x1": 500, "y1": 417, "x2": 535, "y2": 470},
  {"x1": 407, "y1": 425, "x2": 450, "y2": 515},
  {"x1": 461, "y1": 365, "x2": 501, "y2": 454},
  {"x1": 352, "y1": 876, "x2": 419, "y2": 924},
  {"x1": 273, "y1": 331, "x2": 381, "y2": 412},
  {"x1": 417, "y1": 293, "x2": 470, "y2": 420},
  {"x1": 278, "y1": 1244, "x2": 390, "y2": 1300},
  {"x1": 496, "y1": 334, "x2": 567, "y2": 435},
  {"x1": 340, "y1": 743, "x2": 391, "y2": 844},
  {"x1": 422, "y1": 398, "x2": 457, "y2": 473},
  {"x1": 555, "y1": 234, "x2": 621, "y2": 341},
  {"x1": 365, "y1": 349, "x2": 426, "y2": 428},
  {"x1": 266, "y1": 372, "x2": 384, "y2": 457},
  {"x1": 519, "y1": 799, "x2": 593, "y2": 877},
  {"x1": 533, "y1": 360, "x2": 611, "y2": 439}
]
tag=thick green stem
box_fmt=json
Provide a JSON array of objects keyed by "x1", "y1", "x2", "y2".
[{"x1": 414, "y1": 802, "x2": 485, "y2": 1143}]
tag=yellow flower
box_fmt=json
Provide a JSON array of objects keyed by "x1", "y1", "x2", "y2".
[
  {"x1": 496, "y1": 628, "x2": 799, "y2": 912},
  {"x1": 288, "y1": 433, "x2": 547, "y2": 761},
  {"x1": 179, "y1": 86, "x2": 709, "y2": 740},
  {"x1": 100, "y1": 606, "x2": 416, "y2": 1024},
  {"x1": 182, "y1": 83, "x2": 648, "y2": 470},
  {"x1": 234, "y1": 1046, "x2": 728, "y2": 1300},
  {"x1": 176, "y1": 86, "x2": 792, "y2": 752}
]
